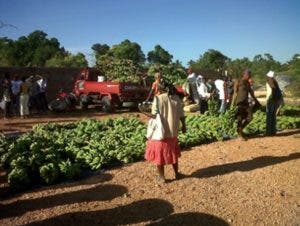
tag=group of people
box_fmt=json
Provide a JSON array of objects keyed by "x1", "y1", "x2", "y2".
[
  {"x1": 142, "y1": 68, "x2": 283, "y2": 183},
  {"x1": 186, "y1": 68, "x2": 234, "y2": 114},
  {"x1": 1, "y1": 73, "x2": 48, "y2": 119}
]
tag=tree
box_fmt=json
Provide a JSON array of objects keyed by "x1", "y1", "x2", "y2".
[
  {"x1": 251, "y1": 53, "x2": 282, "y2": 83},
  {"x1": 227, "y1": 57, "x2": 252, "y2": 78},
  {"x1": 147, "y1": 45, "x2": 173, "y2": 65},
  {"x1": 92, "y1": 43, "x2": 110, "y2": 57},
  {"x1": 46, "y1": 52, "x2": 88, "y2": 67},
  {"x1": 0, "y1": 30, "x2": 64, "y2": 67},
  {"x1": 109, "y1": 39, "x2": 145, "y2": 65},
  {"x1": 189, "y1": 49, "x2": 230, "y2": 73}
]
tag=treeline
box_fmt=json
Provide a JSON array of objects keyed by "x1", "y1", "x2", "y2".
[{"x1": 1, "y1": 30, "x2": 299, "y2": 86}]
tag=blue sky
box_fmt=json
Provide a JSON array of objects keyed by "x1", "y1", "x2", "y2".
[{"x1": 0, "y1": 0, "x2": 299, "y2": 66}]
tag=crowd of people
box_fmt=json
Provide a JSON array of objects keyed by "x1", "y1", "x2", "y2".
[
  {"x1": 141, "y1": 68, "x2": 283, "y2": 183},
  {"x1": 1, "y1": 73, "x2": 48, "y2": 119}
]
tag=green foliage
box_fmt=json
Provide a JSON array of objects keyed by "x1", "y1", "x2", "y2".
[
  {"x1": 189, "y1": 49, "x2": 230, "y2": 72},
  {"x1": 0, "y1": 30, "x2": 65, "y2": 67},
  {"x1": 1, "y1": 117, "x2": 147, "y2": 190},
  {"x1": 148, "y1": 63, "x2": 187, "y2": 85},
  {"x1": 1, "y1": 106, "x2": 299, "y2": 191},
  {"x1": 96, "y1": 56, "x2": 141, "y2": 82},
  {"x1": 8, "y1": 167, "x2": 31, "y2": 191},
  {"x1": 46, "y1": 52, "x2": 88, "y2": 67},
  {"x1": 109, "y1": 39, "x2": 145, "y2": 65},
  {"x1": 179, "y1": 107, "x2": 238, "y2": 147},
  {"x1": 227, "y1": 57, "x2": 252, "y2": 78},
  {"x1": 147, "y1": 45, "x2": 173, "y2": 65},
  {"x1": 92, "y1": 43, "x2": 110, "y2": 57}
]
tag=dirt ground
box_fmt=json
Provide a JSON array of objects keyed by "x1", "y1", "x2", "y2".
[{"x1": 0, "y1": 111, "x2": 299, "y2": 225}]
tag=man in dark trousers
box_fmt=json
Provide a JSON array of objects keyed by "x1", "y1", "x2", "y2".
[{"x1": 232, "y1": 69, "x2": 260, "y2": 140}]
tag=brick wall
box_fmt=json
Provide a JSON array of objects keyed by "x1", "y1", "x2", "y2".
[{"x1": 0, "y1": 67, "x2": 82, "y2": 102}]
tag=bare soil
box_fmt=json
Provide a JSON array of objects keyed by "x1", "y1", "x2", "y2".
[{"x1": 0, "y1": 111, "x2": 299, "y2": 225}]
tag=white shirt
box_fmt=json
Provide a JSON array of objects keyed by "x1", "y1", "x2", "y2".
[
  {"x1": 214, "y1": 79, "x2": 225, "y2": 100},
  {"x1": 198, "y1": 83, "x2": 211, "y2": 99},
  {"x1": 37, "y1": 78, "x2": 47, "y2": 92},
  {"x1": 187, "y1": 73, "x2": 197, "y2": 83}
]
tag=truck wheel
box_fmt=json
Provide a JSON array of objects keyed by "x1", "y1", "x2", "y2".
[
  {"x1": 79, "y1": 95, "x2": 88, "y2": 110},
  {"x1": 102, "y1": 96, "x2": 114, "y2": 113}
]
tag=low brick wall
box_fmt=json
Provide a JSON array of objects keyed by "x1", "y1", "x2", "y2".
[{"x1": 0, "y1": 67, "x2": 81, "y2": 102}]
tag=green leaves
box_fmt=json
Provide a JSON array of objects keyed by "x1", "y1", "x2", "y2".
[{"x1": 1, "y1": 106, "x2": 299, "y2": 192}]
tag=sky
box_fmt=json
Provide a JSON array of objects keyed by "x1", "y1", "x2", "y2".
[{"x1": 0, "y1": 0, "x2": 300, "y2": 66}]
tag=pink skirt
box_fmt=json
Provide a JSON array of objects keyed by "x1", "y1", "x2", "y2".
[{"x1": 145, "y1": 137, "x2": 181, "y2": 165}]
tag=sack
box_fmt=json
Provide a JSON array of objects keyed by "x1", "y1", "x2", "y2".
[
  {"x1": 146, "y1": 96, "x2": 165, "y2": 140},
  {"x1": 146, "y1": 113, "x2": 165, "y2": 140}
]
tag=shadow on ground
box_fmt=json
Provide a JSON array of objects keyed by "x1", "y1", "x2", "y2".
[
  {"x1": 24, "y1": 199, "x2": 228, "y2": 226},
  {"x1": 190, "y1": 152, "x2": 300, "y2": 179},
  {"x1": 0, "y1": 183, "x2": 127, "y2": 219}
]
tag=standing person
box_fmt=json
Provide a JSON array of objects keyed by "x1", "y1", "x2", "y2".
[
  {"x1": 10, "y1": 74, "x2": 22, "y2": 116},
  {"x1": 197, "y1": 77, "x2": 211, "y2": 114},
  {"x1": 28, "y1": 75, "x2": 41, "y2": 114},
  {"x1": 2, "y1": 73, "x2": 12, "y2": 118},
  {"x1": 146, "y1": 72, "x2": 162, "y2": 101},
  {"x1": 36, "y1": 75, "x2": 48, "y2": 112},
  {"x1": 187, "y1": 68, "x2": 200, "y2": 105},
  {"x1": 19, "y1": 76, "x2": 31, "y2": 118},
  {"x1": 265, "y1": 71, "x2": 282, "y2": 136},
  {"x1": 232, "y1": 69, "x2": 260, "y2": 140},
  {"x1": 226, "y1": 76, "x2": 234, "y2": 105},
  {"x1": 143, "y1": 81, "x2": 186, "y2": 183},
  {"x1": 215, "y1": 77, "x2": 228, "y2": 113}
]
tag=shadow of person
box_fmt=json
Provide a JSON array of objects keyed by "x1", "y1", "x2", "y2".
[
  {"x1": 148, "y1": 212, "x2": 229, "y2": 226},
  {"x1": 191, "y1": 152, "x2": 300, "y2": 179},
  {"x1": 0, "y1": 183, "x2": 127, "y2": 219},
  {"x1": 1, "y1": 172, "x2": 113, "y2": 200},
  {"x1": 24, "y1": 199, "x2": 174, "y2": 226}
]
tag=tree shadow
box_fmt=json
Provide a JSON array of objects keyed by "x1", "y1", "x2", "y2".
[
  {"x1": 0, "y1": 183, "x2": 127, "y2": 219},
  {"x1": 25, "y1": 199, "x2": 174, "y2": 226},
  {"x1": 0, "y1": 172, "x2": 113, "y2": 200},
  {"x1": 148, "y1": 212, "x2": 229, "y2": 226},
  {"x1": 191, "y1": 152, "x2": 300, "y2": 179}
]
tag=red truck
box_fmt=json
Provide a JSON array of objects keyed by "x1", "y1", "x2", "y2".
[{"x1": 73, "y1": 68, "x2": 149, "y2": 113}]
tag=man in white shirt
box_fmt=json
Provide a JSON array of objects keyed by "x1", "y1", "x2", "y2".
[
  {"x1": 11, "y1": 74, "x2": 22, "y2": 115},
  {"x1": 36, "y1": 75, "x2": 48, "y2": 112},
  {"x1": 187, "y1": 68, "x2": 200, "y2": 104},
  {"x1": 197, "y1": 77, "x2": 211, "y2": 114},
  {"x1": 214, "y1": 78, "x2": 227, "y2": 113}
]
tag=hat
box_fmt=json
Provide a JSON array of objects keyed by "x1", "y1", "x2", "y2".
[{"x1": 266, "y1": 70, "x2": 274, "y2": 78}]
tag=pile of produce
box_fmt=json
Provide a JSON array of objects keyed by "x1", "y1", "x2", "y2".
[
  {"x1": 0, "y1": 105, "x2": 299, "y2": 191},
  {"x1": 0, "y1": 118, "x2": 146, "y2": 191}
]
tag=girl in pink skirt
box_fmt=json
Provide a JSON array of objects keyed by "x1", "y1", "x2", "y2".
[{"x1": 142, "y1": 81, "x2": 186, "y2": 183}]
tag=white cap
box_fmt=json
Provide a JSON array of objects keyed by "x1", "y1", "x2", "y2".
[{"x1": 266, "y1": 70, "x2": 274, "y2": 78}]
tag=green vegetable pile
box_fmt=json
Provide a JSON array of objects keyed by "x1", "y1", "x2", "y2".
[
  {"x1": 0, "y1": 117, "x2": 146, "y2": 191},
  {"x1": 179, "y1": 107, "x2": 237, "y2": 147},
  {"x1": 244, "y1": 105, "x2": 300, "y2": 135},
  {"x1": 0, "y1": 105, "x2": 299, "y2": 191}
]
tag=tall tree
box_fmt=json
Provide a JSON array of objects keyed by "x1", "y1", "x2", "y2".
[
  {"x1": 109, "y1": 39, "x2": 145, "y2": 65},
  {"x1": 189, "y1": 49, "x2": 230, "y2": 73},
  {"x1": 0, "y1": 30, "x2": 64, "y2": 66},
  {"x1": 46, "y1": 52, "x2": 88, "y2": 67},
  {"x1": 147, "y1": 45, "x2": 173, "y2": 65},
  {"x1": 92, "y1": 43, "x2": 110, "y2": 57}
]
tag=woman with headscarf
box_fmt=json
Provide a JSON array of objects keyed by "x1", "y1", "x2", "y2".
[{"x1": 142, "y1": 80, "x2": 186, "y2": 183}]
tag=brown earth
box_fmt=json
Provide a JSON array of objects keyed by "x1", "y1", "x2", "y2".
[{"x1": 0, "y1": 111, "x2": 299, "y2": 225}]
